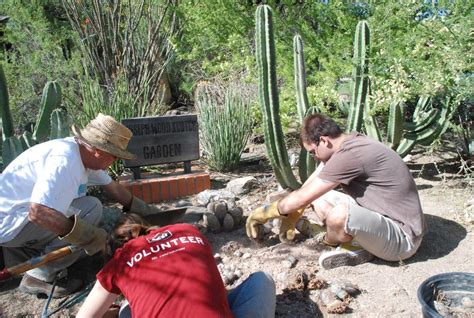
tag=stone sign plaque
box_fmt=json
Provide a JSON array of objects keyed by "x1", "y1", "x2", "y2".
[{"x1": 122, "y1": 115, "x2": 199, "y2": 168}]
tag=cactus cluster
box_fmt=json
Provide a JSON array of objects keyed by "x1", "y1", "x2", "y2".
[
  {"x1": 202, "y1": 200, "x2": 244, "y2": 233},
  {"x1": 255, "y1": 5, "x2": 319, "y2": 190},
  {"x1": 345, "y1": 21, "x2": 456, "y2": 158},
  {"x1": 0, "y1": 64, "x2": 70, "y2": 169},
  {"x1": 255, "y1": 4, "x2": 456, "y2": 182}
]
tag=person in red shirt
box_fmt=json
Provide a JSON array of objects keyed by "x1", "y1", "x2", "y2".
[{"x1": 77, "y1": 214, "x2": 275, "y2": 318}]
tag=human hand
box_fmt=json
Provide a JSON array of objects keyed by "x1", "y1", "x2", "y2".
[
  {"x1": 127, "y1": 196, "x2": 162, "y2": 216},
  {"x1": 246, "y1": 201, "x2": 281, "y2": 240}
]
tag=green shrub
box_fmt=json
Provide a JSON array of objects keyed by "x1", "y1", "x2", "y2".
[{"x1": 196, "y1": 82, "x2": 253, "y2": 172}]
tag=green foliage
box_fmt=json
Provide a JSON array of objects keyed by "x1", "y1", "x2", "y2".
[
  {"x1": 196, "y1": 82, "x2": 253, "y2": 172},
  {"x1": 0, "y1": 1, "x2": 80, "y2": 130},
  {"x1": 0, "y1": 64, "x2": 69, "y2": 169}
]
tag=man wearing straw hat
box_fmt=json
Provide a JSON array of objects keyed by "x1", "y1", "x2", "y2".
[{"x1": 0, "y1": 113, "x2": 163, "y2": 298}]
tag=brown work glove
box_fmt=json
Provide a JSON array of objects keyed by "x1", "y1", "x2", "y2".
[
  {"x1": 59, "y1": 215, "x2": 107, "y2": 256},
  {"x1": 279, "y1": 208, "x2": 305, "y2": 242},
  {"x1": 126, "y1": 196, "x2": 163, "y2": 217},
  {"x1": 246, "y1": 201, "x2": 282, "y2": 241}
]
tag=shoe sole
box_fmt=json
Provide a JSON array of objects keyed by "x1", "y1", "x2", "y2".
[
  {"x1": 319, "y1": 250, "x2": 374, "y2": 270},
  {"x1": 18, "y1": 284, "x2": 50, "y2": 298}
]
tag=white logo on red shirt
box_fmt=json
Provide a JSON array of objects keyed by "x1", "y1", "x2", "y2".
[{"x1": 146, "y1": 230, "x2": 172, "y2": 243}]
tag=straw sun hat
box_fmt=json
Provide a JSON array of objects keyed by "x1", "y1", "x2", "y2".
[{"x1": 72, "y1": 113, "x2": 136, "y2": 160}]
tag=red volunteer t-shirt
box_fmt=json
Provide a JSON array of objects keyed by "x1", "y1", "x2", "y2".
[{"x1": 97, "y1": 224, "x2": 233, "y2": 318}]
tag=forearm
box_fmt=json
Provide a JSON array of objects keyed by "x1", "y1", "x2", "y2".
[
  {"x1": 77, "y1": 280, "x2": 118, "y2": 318},
  {"x1": 28, "y1": 203, "x2": 73, "y2": 236},
  {"x1": 101, "y1": 181, "x2": 133, "y2": 208}
]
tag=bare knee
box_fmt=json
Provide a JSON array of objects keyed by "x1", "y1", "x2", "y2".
[{"x1": 326, "y1": 204, "x2": 352, "y2": 242}]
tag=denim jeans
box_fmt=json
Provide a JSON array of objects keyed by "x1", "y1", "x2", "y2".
[{"x1": 119, "y1": 271, "x2": 276, "y2": 318}]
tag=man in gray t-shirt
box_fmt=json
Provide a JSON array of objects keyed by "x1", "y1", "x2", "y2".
[{"x1": 246, "y1": 113, "x2": 426, "y2": 269}]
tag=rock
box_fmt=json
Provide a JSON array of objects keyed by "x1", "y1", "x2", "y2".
[
  {"x1": 203, "y1": 213, "x2": 221, "y2": 232},
  {"x1": 228, "y1": 207, "x2": 244, "y2": 225},
  {"x1": 214, "y1": 202, "x2": 228, "y2": 223},
  {"x1": 175, "y1": 199, "x2": 192, "y2": 207},
  {"x1": 235, "y1": 269, "x2": 243, "y2": 278},
  {"x1": 326, "y1": 299, "x2": 347, "y2": 314},
  {"x1": 214, "y1": 253, "x2": 222, "y2": 263},
  {"x1": 207, "y1": 201, "x2": 216, "y2": 213},
  {"x1": 319, "y1": 289, "x2": 337, "y2": 307},
  {"x1": 225, "y1": 176, "x2": 257, "y2": 195},
  {"x1": 265, "y1": 188, "x2": 292, "y2": 203},
  {"x1": 282, "y1": 256, "x2": 297, "y2": 269},
  {"x1": 196, "y1": 189, "x2": 235, "y2": 206},
  {"x1": 242, "y1": 252, "x2": 251, "y2": 259},
  {"x1": 233, "y1": 250, "x2": 243, "y2": 257},
  {"x1": 223, "y1": 214, "x2": 235, "y2": 231}
]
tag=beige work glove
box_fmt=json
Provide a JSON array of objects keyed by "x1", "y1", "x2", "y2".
[
  {"x1": 127, "y1": 196, "x2": 162, "y2": 217},
  {"x1": 59, "y1": 215, "x2": 108, "y2": 256},
  {"x1": 246, "y1": 201, "x2": 282, "y2": 241},
  {"x1": 279, "y1": 208, "x2": 305, "y2": 242}
]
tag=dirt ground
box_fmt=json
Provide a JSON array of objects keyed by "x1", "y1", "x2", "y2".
[{"x1": 0, "y1": 142, "x2": 473, "y2": 317}]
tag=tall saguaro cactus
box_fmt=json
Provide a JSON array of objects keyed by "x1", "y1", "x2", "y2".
[
  {"x1": 294, "y1": 33, "x2": 317, "y2": 183},
  {"x1": 256, "y1": 5, "x2": 300, "y2": 190},
  {"x1": 346, "y1": 20, "x2": 371, "y2": 134}
]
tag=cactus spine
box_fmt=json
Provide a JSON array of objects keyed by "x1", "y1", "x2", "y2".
[
  {"x1": 256, "y1": 5, "x2": 300, "y2": 190},
  {"x1": 293, "y1": 33, "x2": 316, "y2": 183}
]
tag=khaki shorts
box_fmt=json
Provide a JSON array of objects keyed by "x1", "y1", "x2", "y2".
[{"x1": 314, "y1": 190, "x2": 422, "y2": 261}]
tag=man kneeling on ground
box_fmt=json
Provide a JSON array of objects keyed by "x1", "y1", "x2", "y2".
[{"x1": 246, "y1": 113, "x2": 426, "y2": 270}]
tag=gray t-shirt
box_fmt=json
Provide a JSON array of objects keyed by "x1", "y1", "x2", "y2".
[{"x1": 318, "y1": 132, "x2": 426, "y2": 241}]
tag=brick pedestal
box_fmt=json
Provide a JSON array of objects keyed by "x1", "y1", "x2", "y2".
[{"x1": 119, "y1": 171, "x2": 211, "y2": 203}]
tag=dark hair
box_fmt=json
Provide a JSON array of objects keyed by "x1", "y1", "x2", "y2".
[
  {"x1": 108, "y1": 213, "x2": 155, "y2": 254},
  {"x1": 300, "y1": 113, "x2": 342, "y2": 144}
]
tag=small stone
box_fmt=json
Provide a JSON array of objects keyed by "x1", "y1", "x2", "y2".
[
  {"x1": 223, "y1": 213, "x2": 235, "y2": 231},
  {"x1": 214, "y1": 253, "x2": 222, "y2": 262},
  {"x1": 282, "y1": 255, "x2": 297, "y2": 268},
  {"x1": 207, "y1": 201, "x2": 216, "y2": 213},
  {"x1": 228, "y1": 207, "x2": 244, "y2": 224},
  {"x1": 233, "y1": 251, "x2": 243, "y2": 257},
  {"x1": 203, "y1": 213, "x2": 221, "y2": 232},
  {"x1": 235, "y1": 270, "x2": 243, "y2": 278},
  {"x1": 277, "y1": 272, "x2": 287, "y2": 283},
  {"x1": 320, "y1": 289, "x2": 337, "y2": 307},
  {"x1": 461, "y1": 296, "x2": 474, "y2": 308},
  {"x1": 214, "y1": 202, "x2": 228, "y2": 223},
  {"x1": 242, "y1": 253, "x2": 251, "y2": 259}
]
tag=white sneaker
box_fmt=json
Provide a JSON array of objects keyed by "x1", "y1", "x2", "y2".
[{"x1": 319, "y1": 240, "x2": 374, "y2": 270}]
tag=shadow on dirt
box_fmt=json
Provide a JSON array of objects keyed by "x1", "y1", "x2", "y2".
[
  {"x1": 373, "y1": 214, "x2": 467, "y2": 267},
  {"x1": 411, "y1": 214, "x2": 467, "y2": 262},
  {"x1": 276, "y1": 289, "x2": 323, "y2": 317}
]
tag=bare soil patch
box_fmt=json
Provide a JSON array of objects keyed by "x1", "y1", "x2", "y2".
[{"x1": 0, "y1": 143, "x2": 473, "y2": 317}]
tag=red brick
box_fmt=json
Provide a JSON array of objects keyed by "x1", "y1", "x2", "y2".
[
  {"x1": 131, "y1": 183, "x2": 142, "y2": 199},
  {"x1": 141, "y1": 181, "x2": 152, "y2": 203},
  {"x1": 195, "y1": 175, "x2": 205, "y2": 193},
  {"x1": 187, "y1": 176, "x2": 196, "y2": 195},
  {"x1": 150, "y1": 181, "x2": 161, "y2": 203},
  {"x1": 169, "y1": 179, "x2": 178, "y2": 200},
  {"x1": 161, "y1": 180, "x2": 170, "y2": 201},
  {"x1": 178, "y1": 178, "x2": 187, "y2": 197},
  {"x1": 203, "y1": 174, "x2": 211, "y2": 190}
]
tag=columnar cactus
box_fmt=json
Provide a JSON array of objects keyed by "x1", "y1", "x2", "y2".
[
  {"x1": 346, "y1": 20, "x2": 371, "y2": 134},
  {"x1": 345, "y1": 22, "x2": 455, "y2": 158},
  {"x1": 33, "y1": 81, "x2": 62, "y2": 142},
  {"x1": 294, "y1": 33, "x2": 317, "y2": 183},
  {"x1": 0, "y1": 65, "x2": 13, "y2": 140},
  {"x1": 256, "y1": 5, "x2": 301, "y2": 190}
]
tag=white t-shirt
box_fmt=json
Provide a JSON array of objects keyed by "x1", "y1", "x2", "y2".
[{"x1": 0, "y1": 137, "x2": 112, "y2": 243}]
